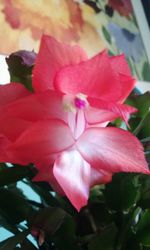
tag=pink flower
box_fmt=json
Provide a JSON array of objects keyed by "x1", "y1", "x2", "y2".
[
  {"x1": 32, "y1": 35, "x2": 137, "y2": 124},
  {"x1": 0, "y1": 35, "x2": 149, "y2": 211},
  {"x1": 0, "y1": 85, "x2": 149, "y2": 211}
]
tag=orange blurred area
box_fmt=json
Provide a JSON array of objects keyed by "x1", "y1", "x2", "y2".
[{"x1": 0, "y1": 0, "x2": 105, "y2": 55}]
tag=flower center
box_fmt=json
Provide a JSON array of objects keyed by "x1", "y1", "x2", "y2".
[
  {"x1": 74, "y1": 93, "x2": 88, "y2": 109},
  {"x1": 63, "y1": 93, "x2": 89, "y2": 112}
]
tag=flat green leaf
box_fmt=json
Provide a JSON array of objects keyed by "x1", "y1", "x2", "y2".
[
  {"x1": 138, "y1": 176, "x2": 150, "y2": 209},
  {"x1": 89, "y1": 202, "x2": 113, "y2": 227},
  {"x1": 125, "y1": 233, "x2": 142, "y2": 250},
  {"x1": 54, "y1": 216, "x2": 81, "y2": 250},
  {"x1": 127, "y1": 92, "x2": 150, "y2": 137},
  {"x1": 88, "y1": 224, "x2": 117, "y2": 250},
  {"x1": 76, "y1": 208, "x2": 96, "y2": 236},
  {"x1": 104, "y1": 173, "x2": 140, "y2": 211},
  {"x1": 133, "y1": 92, "x2": 150, "y2": 117},
  {"x1": 133, "y1": 110, "x2": 150, "y2": 137},
  {"x1": 136, "y1": 210, "x2": 150, "y2": 246}
]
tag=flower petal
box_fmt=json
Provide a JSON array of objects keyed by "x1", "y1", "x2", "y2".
[
  {"x1": 110, "y1": 54, "x2": 131, "y2": 76},
  {"x1": 88, "y1": 97, "x2": 137, "y2": 124},
  {"x1": 0, "y1": 83, "x2": 30, "y2": 107},
  {"x1": 33, "y1": 35, "x2": 87, "y2": 92},
  {"x1": 110, "y1": 54, "x2": 136, "y2": 102},
  {"x1": 77, "y1": 127, "x2": 149, "y2": 174},
  {"x1": 4, "y1": 90, "x2": 67, "y2": 122},
  {"x1": 118, "y1": 74, "x2": 136, "y2": 103},
  {"x1": 0, "y1": 115, "x2": 33, "y2": 141},
  {"x1": 9, "y1": 119, "x2": 75, "y2": 164},
  {"x1": 68, "y1": 110, "x2": 86, "y2": 139},
  {"x1": 33, "y1": 161, "x2": 65, "y2": 195},
  {"x1": 55, "y1": 51, "x2": 122, "y2": 101},
  {"x1": 85, "y1": 106, "x2": 118, "y2": 125},
  {"x1": 0, "y1": 134, "x2": 12, "y2": 162},
  {"x1": 53, "y1": 150, "x2": 91, "y2": 211},
  {"x1": 90, "y1": 168, "x2": 112, "y2": 187}
]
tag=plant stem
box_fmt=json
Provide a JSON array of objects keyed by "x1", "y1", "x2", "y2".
[{"x1": 133, "y1": 109, "x2": 150, "y2": 136}]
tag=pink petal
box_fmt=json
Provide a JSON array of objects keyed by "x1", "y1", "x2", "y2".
[
  {"x1": 33, "y1": 161, "x2": 65, "y2": 195},
  {"x1": 55, "y1": 51, "x2": 122, "y2": 101},
  {"x1": 85, "y1": 106, "x2": 118, "y2": 125},
  {"x1": 0, "y1": 115, "x2": 33, "y2": 141},
  {"x1": 118, "y1": 74, "x2": 136, "y2": 103},
  {"x1": 88, "y1": 97, "x2": 137, "y2": 124},
  {"x1": 77, "y1": 127, "x2": 149, "y2": 175},
  {"x1": 0, "y1": 83, "x2": 30, "y2": 107},
  {"x1": 9, "y1": 119, "x2": 75, "y2": 164},
  {"x1": 33, "y1": 35, "x2": 87, "y2": 92},
  {"x1": 68, "y1": 110, "x2": 86, "y2": 139},
  {"x1": 53, "y1": 150, "x2": 91, "y2": 211},
  {"x1": 90, "y1": 168, "x2": 112, "y2": 187},
  {"x1": 110, "y1": 54, "x2": 136, "y2": 102},
  {"x1": 0, "y1": 134, "x2": 12, "y2": 162},
  {"x1": 110, "y1": 54, "x2": 132, "y2": 76},
  {"x1": 4, "y1": 90, "x2": 67, "y2": 123}
]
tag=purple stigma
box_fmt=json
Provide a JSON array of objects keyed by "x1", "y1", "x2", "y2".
[{"x1": 74, "y1": 97, "x2": 86, "y2": 109}]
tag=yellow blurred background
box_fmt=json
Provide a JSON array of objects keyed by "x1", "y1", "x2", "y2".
[{"x1": 0, "y1": 0, "x2": 105, "y2": 56}]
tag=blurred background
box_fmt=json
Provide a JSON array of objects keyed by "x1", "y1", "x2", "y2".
[{"x1": 0, "y1": 0, "x2": 149, "y2": 87}]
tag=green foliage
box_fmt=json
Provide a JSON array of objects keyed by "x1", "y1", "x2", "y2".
[
  {"x1": 136, "y1": 210, "x2": 150, "y2": 246},
  {"x1": 127, "y1": 92, "x2": 150, "y2": 138},
  {"x1": 0, "y1": 156, "x2": 150, "y2": 249},
  {"x1": 88, "y1": 224, "x2": 117, "y2": 250},
  {"x1": 142, "y1": 62, "x2": 150, "y2": 82},
  {"x1": 105, "y1": 173, "x2": 141, "y2": 211}
]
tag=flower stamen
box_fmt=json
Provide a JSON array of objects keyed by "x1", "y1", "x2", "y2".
[
  {"x1": 75, "y1": 93, "x2": 89, "y2": 110},
  {"x1": 63, "y1": 93, "x2": 89, "y2": 112}
]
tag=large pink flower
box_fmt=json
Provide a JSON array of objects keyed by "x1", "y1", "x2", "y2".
[
  {"x1": 32, "y1": 35, "x2": 137, "y2": 124},
  {"x1": 0, "y1": 83, "x2": 149, "y2": 211},
  {"x1": 0, "y1": 36, "x2": 149, "y2": 211}
]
